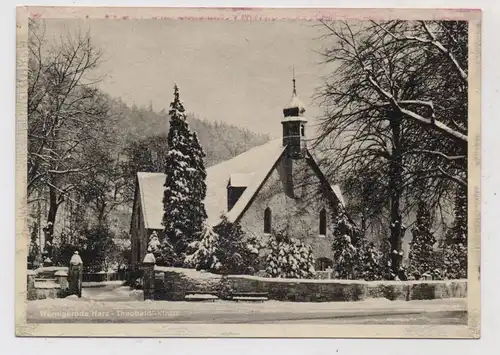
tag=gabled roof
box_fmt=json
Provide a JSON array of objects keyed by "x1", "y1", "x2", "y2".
[
  {"x1": 135, "y1": 139, "x2": 286, "y2": 230},
  {"x1": 134, "y1": 139, "x2": 347, "y2": 230}
]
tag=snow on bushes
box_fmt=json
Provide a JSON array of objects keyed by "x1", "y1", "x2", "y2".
[
  {"x1": 407, "y1": 201, "x2": 438, "y2": 280},
  {"x1": 356, "y1": 239, "x2": 385, "y2": 281},
  {"x1": 184, "y1": 223, "x2": 220, "y2": 271},
  {"x1": 331, "y1": 234, "x2": 357, "y2": 279},
  {"x1": 265, "y1": 230, "x2": 316, "y2": 279},
  {"x1": 184, "y1": 216, "x2": 260, "y2": 275},
  {"x1": 147, "y1": 231, "x2": 175, "y2": 266},
  {"x1": 330, "y1": 203, "x2": 387, "y2": 281}
]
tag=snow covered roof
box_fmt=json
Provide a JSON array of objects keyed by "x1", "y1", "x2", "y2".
[
  {"x1": 135, "y1": 139, "x2": 346, "y2": 230},
  {"x1": 331, "y1": 184, "x2": 345, "y2": 207},
  {"x1": 284, "y1": 93, "x2": 306, "y2": 112},
  {"x1": 136, "y1": 139, "x2": 286, "y2": 229},
  {"x1": 228, "y1": 173, "x2": 255, "y2": 187}
]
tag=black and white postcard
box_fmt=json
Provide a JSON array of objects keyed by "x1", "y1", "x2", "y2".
[{"x1": 15, "y1": 6, "x2": 481, "y2": 338}]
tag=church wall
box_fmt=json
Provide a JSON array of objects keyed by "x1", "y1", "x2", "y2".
[
  {"x1": 131, "y1": 188, "x2": 148, "y2": 267},
  {"x1": 237, "y1": 154, "x2": 339, "y2": 262}
]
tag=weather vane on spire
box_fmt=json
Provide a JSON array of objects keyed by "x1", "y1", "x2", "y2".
[{"x1": 292, "y1": 65, "x2": 297, "y2": 95}]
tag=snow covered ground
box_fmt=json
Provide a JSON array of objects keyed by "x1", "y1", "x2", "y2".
[{"x1": 26, "y1": 286, "x2": 467, "y2": 324}]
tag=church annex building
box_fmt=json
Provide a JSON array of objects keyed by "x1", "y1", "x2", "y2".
[{"x1": 130, "y1": 81, "x2": 346, "y2": 272}]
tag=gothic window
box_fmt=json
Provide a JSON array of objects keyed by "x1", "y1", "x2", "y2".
[
  {"x1": 319, "y1": 208, "x2": 326, "y2": 236},
  {"x1": 264, "y1": 207, "x2": 272, "y2": 234},
  {"x1": 301, "y1": 124, "x2": 305, "y2": 137}
]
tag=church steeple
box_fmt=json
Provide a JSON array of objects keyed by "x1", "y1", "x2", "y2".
[
  {"x1": 283, "y1": 68, "x2": 306, "y2": 118},
  {"x1": 281, "y1": 72, "x2": 308, "y2": 159}
]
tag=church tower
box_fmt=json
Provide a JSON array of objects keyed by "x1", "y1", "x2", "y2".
[{"x1": 282, "y1": 74, "x2": 307, "y2": 159}]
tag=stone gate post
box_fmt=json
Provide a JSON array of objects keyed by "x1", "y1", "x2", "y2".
[
  {"x1": 55, "y1": 270, "x2": 69, "y2": 291},
  {"x1": 27, "y1": 269, "x2": 37, "y2": 300},
  {"x1": 68, "y1": 251, "x2": 83, "y2": 298},
  {"x1": 142, "y1": 251, "x2": 156, "y2": 301}
]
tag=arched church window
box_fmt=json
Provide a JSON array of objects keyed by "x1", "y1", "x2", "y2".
[
  {"x1": 301, "y1": 124, "x2": 305, "y2": 137},
  {"x1": 264, "y1": 207, "x2": 272, "y2": 234},
  {"x1": 319, "y1": 208, "x2": 326, "y2": 236}
]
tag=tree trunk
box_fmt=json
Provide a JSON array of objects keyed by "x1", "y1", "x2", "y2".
[
  {"x1": 96, "y1": 200, "x2": 107, "y2": 227},
  {"x1": 43, "y1": 184, "x2": 60, "y2": 259},
  {"x1": 388, "y1": 112, "x2": 407, "y2": 280}
]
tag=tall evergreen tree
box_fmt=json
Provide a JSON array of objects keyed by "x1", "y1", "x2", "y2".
[
  {"x1": 331, "y1": 203, "x2": 361, "y2": 279},
  {"x1": 447, "y1": 186, "x2": 468, "y2": 245},
  {"x1": 408, "y1": 201, "x2": 437, "y2": 279},
  {"x1": 187, "y1": 130, "x2": 208, "y2": 231},
  {"x1": 442, "y1": 187, "x2": 467, "y2": 279},
  {"x1": 162, "y1": 85, "x2": 207, "y2": 261}
]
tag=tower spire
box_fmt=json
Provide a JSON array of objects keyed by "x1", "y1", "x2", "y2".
[
  {"x1": 283, "y1": 65, "x2": 306, "y2": 118},
  {"x1": 281, "y1": 68, "x2": 308, "y2": 158}
]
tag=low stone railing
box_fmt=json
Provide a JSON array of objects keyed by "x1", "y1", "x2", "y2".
[
  {"x1": 226, "y1": 275, "x2": 467, "y2": 302},
  {"x1": 143, "y1": 264, "x2": 467, "y2": 302}
]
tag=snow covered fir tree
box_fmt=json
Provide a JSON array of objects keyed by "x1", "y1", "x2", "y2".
[
  {"x1": 442, "y1": 187, "x2": 468, "y2": 279},
  {"x1": 162, "y1": 84, "x2": 208, "y2": 264},
  {"x1": 407, "y1": 201, "x2": 438, "y2": 280}
]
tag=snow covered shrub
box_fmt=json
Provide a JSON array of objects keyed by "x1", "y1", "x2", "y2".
[
  {"x1": 265, "y1": 230, "x2": 316, "y2": 279},
  {"x1": 330, "y1": 203, "x2": 386, "y2": 280},
  {"x1": 332, "y1": 203, "x2": 362, "y2": 245},
  {"x1": 331, "y1": 234, "x2": 358, "y2": 279},
  {"x1": 184, "y1": 223, "x2": 220, "y2": 270},
  {"x1": 213, "y1": 216, "x2": 260, "y2": 275},
  {"x1": 407, "y1": 201, "x2": 437, "y2": 280},
  {"x1": 148, "y1": 231, "x2": 175, "y2": 266},
  {"x1": 356, "y1": 238, "x2": 384, "y2": 281},
  {"x1": 185, "y1": 217, "x2": 260, "y2": 274}
]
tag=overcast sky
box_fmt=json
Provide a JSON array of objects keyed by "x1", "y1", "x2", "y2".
[{"x1": 42, "y1": 19, "x2": 335, "y2": 138}]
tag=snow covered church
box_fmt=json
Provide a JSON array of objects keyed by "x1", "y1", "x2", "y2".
[{"x1": 130, "y1": 80, "x2": 346, "y2": 271}]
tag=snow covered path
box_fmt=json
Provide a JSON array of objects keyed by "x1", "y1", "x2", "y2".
[
  {"x1": 81, "y1": 282, "x2": 143, "y2": 301},
  {"x1": 27, "y1": 286, "x2": 467, "y2": 324}
]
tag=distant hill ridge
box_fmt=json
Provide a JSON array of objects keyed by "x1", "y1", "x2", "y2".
[{"x1": 110, "y1": 99, "x2": 270, "y2": 167}]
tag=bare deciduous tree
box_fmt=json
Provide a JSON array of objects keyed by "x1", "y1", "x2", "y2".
[
  {"x1": 315, "y1": 20, "x2": 467, "y2": 278},
  {"x1": 28, "y1": 19, "x2": 115, "y2": 252}
]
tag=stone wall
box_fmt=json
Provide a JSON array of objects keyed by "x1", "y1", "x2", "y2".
[
  {"x1": 227, "y1": 276, "x2": 467, "y2": 302},
  {"x1": 155, "y1": 267, "x2": 467, "y2": 302},
  {"x1": 154, "y1": 266, "x2": 222, "y2": 301}
]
